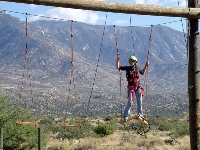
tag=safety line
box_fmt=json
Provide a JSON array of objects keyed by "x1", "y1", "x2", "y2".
[
  {"x1": 178, "y1": 1, "x2": 189, "y2": 66},
  {"x1": 129, "y1": 15, "x2": 135, "y2": 55},
  {"x1": 86, "y1": 13, "x2": 108, "y2": 115},
  {"x1": 113, "y1": 25, "x2": 123, "y2": 121},
  {"x1": 65, "y1": 20, "x2": 79, "y2": 123},
  {"x1": 17, "y1": 14, "x2": 37, "y2": 123},
  {"x1": 144, "y1": 25, "x2": 153, "y2": 120},
  {"x1": 0, "y1": 9, "x2": 187, "y2": 29}
]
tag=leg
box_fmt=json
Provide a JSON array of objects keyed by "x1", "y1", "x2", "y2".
[
  {"x1": 123, "y1": 87, "x2": 134, "y2": 120},
  {"x1": 135, "y1": 88, "x2": 144, "y2": 118}
]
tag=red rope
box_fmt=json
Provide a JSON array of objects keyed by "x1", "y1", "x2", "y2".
[
  {"x1": 113, "y1": 25, "x2": 123, "y2": 121},
  {"x1": 66, "y1": 20, "x2": 74, "y2": 121},
  {"x1": 17, "y1": 14, "x2": 37, "y2": 123},
  {"x1": 70, "y1": 21, "x2": 79, "y2": 118},
  {"x1": 144, "y1": 25, "x2": 153, "y2": 119},
  {"x1": 87, "y1": 13, "x2": 108, "y2": 115},
  {"x1": 113, "y1": 25, "x2": 119, "y2": 55},
  {"x1": 129, "y1": 15, "x2": 135, "y2": 55},
  {"x1": 65, "y1": 20, "x2": 80, "y2": 124}
]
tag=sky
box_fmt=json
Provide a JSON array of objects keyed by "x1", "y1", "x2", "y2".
[{"x1": 0, "y1": 0, "x2": 189, "y2": 32}]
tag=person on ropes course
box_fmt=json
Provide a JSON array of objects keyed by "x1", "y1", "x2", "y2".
[{"x1": 116, "y1": 54, "x2": 148, "y2": 122}]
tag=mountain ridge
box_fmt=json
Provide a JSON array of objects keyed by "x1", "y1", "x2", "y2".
[{"x1": 0, "y1": 13, "x2": 188, "y2": 116}]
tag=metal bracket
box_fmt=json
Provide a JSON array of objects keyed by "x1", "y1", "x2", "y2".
[
  {"x1": 195, "y1": 99, "x2": 200, "y2": 102},
  {"x1": 195, "y1": 31, "x2": 199, "y2": 35},
  {"x1": 195, "y1": 70, "x2": 200, "y2": 74},
  {"x1": 194, "y1": 47, "x2": 198, "y2": 51},
  {"x1": 189, "y1": 85, "x2": 194, "y2": 89}
]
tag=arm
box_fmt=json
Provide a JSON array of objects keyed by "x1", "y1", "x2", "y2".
[{"x1": 140, "y1": 60, "x2": 149, "y2": 75}]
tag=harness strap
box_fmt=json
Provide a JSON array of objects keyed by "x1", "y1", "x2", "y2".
[{"x1": 127, "y1": 85, "x2": 144, "y2": 101}]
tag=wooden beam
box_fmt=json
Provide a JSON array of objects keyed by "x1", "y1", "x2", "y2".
[
  {"x1": 1, "y1": 0, "x2": 200, "y2": 19},
  {"x1": 16, "y1": 120, "x2": 39, "y2": 126}
]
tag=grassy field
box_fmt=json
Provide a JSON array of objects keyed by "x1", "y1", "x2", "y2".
[
  {"x1": 45, "y1": 117, "x2": 190, "y2": 150},
  {"x1": 1, "y1": 96, "x2": 190, "y2": 150}
]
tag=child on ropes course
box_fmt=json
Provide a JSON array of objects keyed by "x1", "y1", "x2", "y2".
[{"x1": 116, "y1": 54, "x2": 148, "y2": 122}]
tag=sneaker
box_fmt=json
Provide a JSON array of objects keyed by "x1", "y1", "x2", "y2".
[
  {"x1": 123, "y1": 117, "x2": 128, "y2": 123},
  {"x1": 139, "y1": 115, "x2": 146, "y2": 120},
  {"x1": 138, "y1": 113, "x2": 144, "y2": 118},
  {"x1": 120, "y1": 118, "x2": 127, "y2": 124}
]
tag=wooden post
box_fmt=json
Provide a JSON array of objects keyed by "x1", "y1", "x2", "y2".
[
  {"x1": 0, "y1": 128, "x2": 3, "y2": 150},
  {"x1": 38, "y1": 128, "x2": 41, "y2": 150},
  {"x1": 188, "y1": 0, "x2": 200, "y2": 149},
  {"x1": 1, "y1": 0, "x2": 200, "y2": 19}
]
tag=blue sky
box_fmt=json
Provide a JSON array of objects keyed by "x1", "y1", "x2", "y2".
[{"x1": 0, "y1": 0, "x2": 188, "y2": 32}]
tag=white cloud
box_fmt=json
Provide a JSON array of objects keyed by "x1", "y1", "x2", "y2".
[
  {"x1": 132, "y1": 0, "x2": 161, "y2": 5},
  {"x1": 177, "y1": 0, "x2": 187, "y2": 7},
  {"x1": 132, "y1": 0, "x2": 186, "y2": 6},
  {"x1": 113, "y1": 20, "x2": 128, "y2": 25},
  {"x1": 29, "y1": 4, "x2": 38, "y2": 9},
  {"x1": 146, "y1": 0, "x2": 160, "y2": 4},
  {"x1": 135, "y1": 0, "x2": 145, "y2": 4},
  {"x1": 30, "y1": 7, "x2": 100, "y2": 24}
]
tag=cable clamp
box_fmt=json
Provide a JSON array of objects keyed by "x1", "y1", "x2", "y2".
[
  {"x1": 195, "y1": 31, "x2": 199, "y2": 35},
  {"x1": 195, "y1": 99, "x2": 200, "y2": 102},
  {"x1": 195, "y1": 70, "x2": 200, "y2": 74},
  {"x1": 194, "y1": 47, "x2": 198, "y2": 51},
  {"x1": 189, "y1": 85, "x2": 193, "y2": 89}
]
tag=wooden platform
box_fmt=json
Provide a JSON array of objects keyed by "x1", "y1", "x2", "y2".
[
  {"x1": 16, "y1": 120, "x2": 39, "y2": 126},
  {"x1": 120, "y1": 114, "x2": 148, "y2": 125}
]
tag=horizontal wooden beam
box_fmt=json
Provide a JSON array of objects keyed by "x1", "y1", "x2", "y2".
[
  {"x1": 16, "y1": 120, "x2": 39, "y2": 126},
  {"x1": 61, "y1": 124, "x2": 82, "y2": 129},
  {"x1": 1, "y1": 0, "x2": 200, "y2": 19}
]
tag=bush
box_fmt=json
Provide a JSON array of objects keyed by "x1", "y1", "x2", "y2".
[
  {"x1": 94, "y1": 123, "x2": 115, "y2": 136},
  {"x1": 57, "y1": 119, "x2": 96, "y2": 140},
  {"x1": 150, "y1": 116, "x2": 173, "y2": 131},
  {"x1": 149, "y1": 115, "x2": 189, "y2": 138},
  {"x1": 104, "y1": 116, "x2": 113, "y2": 121},
  {"x1": 175, "y1": 123, "x2": 189, "y2": 137},
  {"x1": 0, "y1": 96, "x2": 48, "y2": 149},
  {"x1": 57, "y1": 127, "x2": 85, "y2": 139},
  {"x1": 169, "y1": 123, "x2": 189, "y2": 138}
]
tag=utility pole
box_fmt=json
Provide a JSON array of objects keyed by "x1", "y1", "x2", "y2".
[
  {"x1": 0, "y1": 0, "x2": 200, "y2": 149},
  {"x1": 38, "y1": 128, "x2": 41, "y2": 150},
  {"x1": 188, "y1": 0, "x2": 200, "y2": 149}
]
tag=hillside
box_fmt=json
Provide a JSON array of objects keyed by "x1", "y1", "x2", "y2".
[{"x1": 0, "y1": 12, "x2": 189, "y2": 117}]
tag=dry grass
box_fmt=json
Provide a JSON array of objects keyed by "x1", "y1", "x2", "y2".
[
  {"x1": 46, "y1": 117, "x2": 190, "y2": 150},
  {"x1": 46, "y1": 130, "x2": 190, "y2": 150}
]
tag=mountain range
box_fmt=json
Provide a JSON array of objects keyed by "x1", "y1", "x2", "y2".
[{"x1": 0, "y1": 12, "x2": 189, "y2": 116}]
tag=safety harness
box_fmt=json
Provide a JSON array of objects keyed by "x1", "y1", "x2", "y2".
[{"x1": 127, "y1": 65, "x2": 144, "y2": 99}]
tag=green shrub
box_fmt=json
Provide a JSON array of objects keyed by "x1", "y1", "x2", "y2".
[
  {"x1": 157, "y1": 121, "x2": 171, "y2": 131},
  {"x1": 94, "y1": 123, "x2": 115, "y2": 136},
  {"x1": 57, "y1": 119, "x2": 96, "y2": 140},
  {"x1": 104, "y1": 115, "x2": 113, "y2": 121},
  {"x1": 0, "y1": 96, "x2": 48, "y2": 149},
  {"x1": 150, "y1": 116, "x2": 172, "y2": 131},
  {"x1": 175, "y1": 123, "x2": 189, "y2": 137},
  {"x1": 169, "y1": 123, "x2": 189, "y2": 138},
  {"x1": 149, "y1": 115, "x2": 189, "y2": 138},
  {"x1": 57, "y1": 127, "x2": 84, "y2": 139}
]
